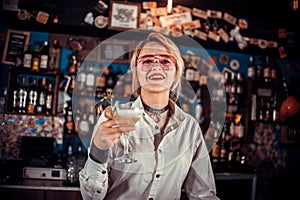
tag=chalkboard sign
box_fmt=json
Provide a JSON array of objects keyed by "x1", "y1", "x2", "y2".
[
  {"x1": 2, "y1": 29, "x2": 30, "y2": 65},
  {"x1": 99, "y1": 40, "x2": 131, "y2": 63}
]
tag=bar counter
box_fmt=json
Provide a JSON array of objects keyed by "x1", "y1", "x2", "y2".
[{"x1": 0, "y1": 172, "x2": 256, "y2": 200}]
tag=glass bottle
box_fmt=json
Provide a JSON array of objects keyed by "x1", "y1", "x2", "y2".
[
  {"x1": 39, "y1": 41, "x2": 50, "y2": 71},
  {"x1": 247, "y1": 56, "x2": 256, "y2": 80},
  {"x1": 23, "y1": 45, "x2": 32, "y2": 69},
  {"x1": 27, "y1": 77, "x2": 38, "y2": 113},
  {"x1": 45, "y1": 81, "x2": 54, "y2": 115},
  {"x1": 36, "y1": 78, "x2": 47, "y2": 114},
  {"x1": 49, "y1": 39, "x2": 61, "y2": 71},
  {"x1": 18, "y1": 76, "x2": 28, "y2": 113}
]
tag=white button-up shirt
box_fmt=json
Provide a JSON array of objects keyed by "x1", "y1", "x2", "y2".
[{"x1": 79, "y1": 97, "x2": 219, "y2": 200}]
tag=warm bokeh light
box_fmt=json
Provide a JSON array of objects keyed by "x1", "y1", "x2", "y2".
[{"x1": 167, "y1": 0, "x2": 173, "y2": 13}]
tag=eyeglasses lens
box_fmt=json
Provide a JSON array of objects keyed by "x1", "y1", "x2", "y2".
[{"x1": 137, "y1": 55, "x2": 176, "y2": 71}]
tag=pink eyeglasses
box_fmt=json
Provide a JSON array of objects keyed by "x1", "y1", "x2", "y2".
[{"x1": 137, "y1": 54, "x2": 176, "y2": 71}]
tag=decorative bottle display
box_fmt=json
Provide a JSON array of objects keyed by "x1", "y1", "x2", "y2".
[{"x1": 249, "y1": 55, "x2": 282, "y2": 122}]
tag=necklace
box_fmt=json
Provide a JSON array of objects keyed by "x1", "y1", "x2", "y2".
[{"x1": 142, "y1": 102, "x2": 169, "y2": 123}]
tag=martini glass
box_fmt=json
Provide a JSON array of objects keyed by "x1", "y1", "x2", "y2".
[{"x1": 113, "y1": 102, "x2": 143, "y2": 164}]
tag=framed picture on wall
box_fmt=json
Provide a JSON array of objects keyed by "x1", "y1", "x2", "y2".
[
  {"x1": 108, "y1": 1, "x2": 141, "y2": 30},
  {"x1": 2, "y1": 29, "x2": 30, "y2": 65},
  {"x1": 98, "y1": 39, "x2": 131, "y2": 63}
]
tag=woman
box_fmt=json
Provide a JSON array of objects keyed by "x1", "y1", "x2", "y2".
[{"x1": 79, "y1": 32, "x2": 219, "y2": 199}]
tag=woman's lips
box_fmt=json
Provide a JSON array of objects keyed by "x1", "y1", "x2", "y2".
[{"x1": 147, "y1": 73, "x2": 166, "y2": 80}]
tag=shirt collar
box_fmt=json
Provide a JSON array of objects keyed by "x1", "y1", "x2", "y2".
[{"x1": 132, "y1": 96, "x2": 185, "y2": 124}]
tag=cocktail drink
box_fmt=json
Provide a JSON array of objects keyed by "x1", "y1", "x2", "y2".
[{"x1": 113, "y1": 102, "x2": 144, "y2": 164}]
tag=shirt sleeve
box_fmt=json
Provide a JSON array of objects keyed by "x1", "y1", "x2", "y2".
[
  {"x1": 79, "y1": 113, "x2": 110, "y2": 200},
  {"x1": 184, "y1": 125, "x2": 220, "y2": 200}
]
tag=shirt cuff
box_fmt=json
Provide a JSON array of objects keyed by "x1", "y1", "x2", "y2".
[{"x1": 89, "y1": 142, "x2": 108, "y2": 164}]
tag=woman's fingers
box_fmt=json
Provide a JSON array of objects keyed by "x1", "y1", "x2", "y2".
[{"x1": 94, "y1": 117, "x2": 136, "y2": 150}]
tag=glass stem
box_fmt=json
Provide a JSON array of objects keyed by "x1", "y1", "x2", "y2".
[{"x1": 124, "y1": 134, "x2": 129, "y2": 155}]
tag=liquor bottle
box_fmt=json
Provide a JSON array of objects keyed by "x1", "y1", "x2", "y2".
[
  {"x1": 219, "y1": 126, "x2": 228, "y2": 169},
  {"x1": 12, "y1": 77, "x2": 20, "y2": 112},
  {"x1": 36, "y1": 78, "x2": 47, "y2": 114},
  {"x1": 39, "y1": 41, "x2": 50, "y2": 71},
  {"x1": 255, "y1": 56, "x2": 264, "y2": 85},
  {"x1": 263, "y1": 56, "x2": 272, "y2": 84},
  {"x1": 18, "y1": 76, "x2": 28, "y2": 113},
  {"x1": 23, "y1": 45, "x2": 32, "y2": 69},
  {"x1": 78, "y1": 105, "x2": 90, "y2": 137},
  {"x1": 31, "y1": 52, "x2": 40, "y2": 72},
  {"x1": 64, "y1": 100, "x2": 76, "y2": 135},
  {"x1": 85, "y1": 62, "x2": 96, "y2": 90},
  {"x1": 88, "y1": 104, "x2": 95, "y2": 129},
  {"x1": 68, "y1": 54, "x2": 78, "y2": 75},
  {"x1": 247, "y1": 56, "x2": 256, "y2": 80},
  {"x1": 105, "y1": 65, "x2": 116, "y2": 90},
  {"x1": 45, "y1": 81, "x2": 54, "y2": 115},
  {"x1": 77, "y1": 63, "x2": 87, "y2": 91},
  {"x1": 27, "y1": 77, "x2": 38, "y2": 113},
  {"x1": 210, "y1": 123, "x2": 221, "y2": 170},
  {"x1": 49, "y1": 39, "x2": 61, "y2": 71},
  {"x1": 228, "y1": 73, "x2": 238, "y2": 113},
  {"x1": 195, "y1": 99, "x2": 203, "y2": 124},
  {"x1": 236, "y1": 73, "x2": 244, "y2": 110},
  {"x1": 184, "y1": 57, "x2": 199, "y2": 91}
]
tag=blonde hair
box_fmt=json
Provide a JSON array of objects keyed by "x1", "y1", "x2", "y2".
[{"x1": 130, "y1": 32, "x2": 184, "y2": 99}]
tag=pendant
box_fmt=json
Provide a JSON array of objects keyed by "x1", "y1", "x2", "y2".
[{"x1": 150, "y1": 113, "x2": 161, "y2": 123}]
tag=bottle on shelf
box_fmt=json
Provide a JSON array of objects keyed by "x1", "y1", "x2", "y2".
[
  {"x1": 247, "y1": 56, "x2": 256, "y2": 80},
  {"x1": 105, "y1": 65, "x2": 116, "y2": 90},
  {"x1": 36, "y1": 77, "x2": 47, "y2": 114},
  {"x1": 184, "y1": 56, "x2": 199, "y2": 92},
  {"x1": 23, "y1": 45, "x2": 33, "y2": 70},
  {"x1": 18, "y1": 76, "x2": 28, "y2": 113},
  {"x1": 63, "y1": 100, "x2": 76, "y2": 135},
  {"x1": 195, "y1": 98, "x2": 203, "y2": 124},
  {"x1": 45, "y1": 81, "x2": 54, "y2": 115},
  {"x1": 31, "y1": 41, "x2": 43, "y2": 72},
  {"x1": 49, "y1": 39, "x2": 61, "y2": 71},
  {"x1": 27, "y1": 77, "x2": 38, "y2": 113},
  {"x1": 39, "y1": 41, "x2": 50, "y2": 71},
  {"x1": 12, "y1": 76, "x2": 21, "y2": 112},
  {"x1": 77, "y1": 63, "x2": 87, "y2": 91},
  {"x1": 85, "y1": 62, "x2": 96, "y2": 94},
  {"x1": 263, "y1": 55, "x2": 272, "y2": 85},
  {"x1": 78, "y1": 107, "x2": 90, "y2": 137}
]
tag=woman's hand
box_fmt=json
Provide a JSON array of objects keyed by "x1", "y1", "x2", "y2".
[{"x1": 93, "y1": 106, "x2": 136, "y2": 150}]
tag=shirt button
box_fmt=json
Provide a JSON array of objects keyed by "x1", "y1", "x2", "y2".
[
  {"x1": 155, "y1": 126, "x2": 159, "y2": 129},
  {"x1": 149, "y1": 198, "x2": 154, "y2": 200},
  {"x1": 158, "y1": 149, "x2": 162, "y2": 153},
  {"x1": 156, "y1": 174, "x2": 160, "y2": 178},
  {"x1": 101, "y1": 170, "x2": 106, "y2": 174}
]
